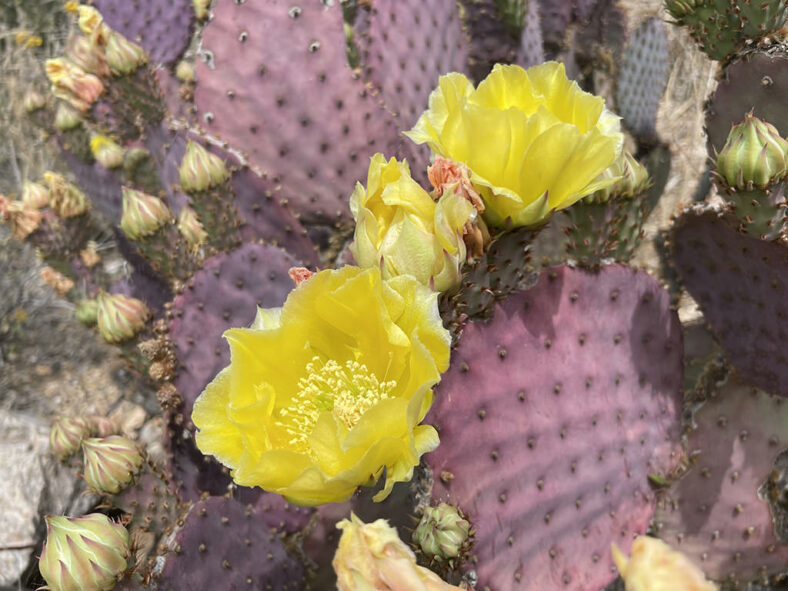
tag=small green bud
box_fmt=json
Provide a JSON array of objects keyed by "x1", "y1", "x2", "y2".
[
  {"x1": 39, "y1": 513, "x2": 129, "y2": 591},
  {"x1": 75, "y1": 299, "x2": 98, "y2": 326},
  {"x1": 44, "y1": 171, "x2": 88, "y2": 218},
  {"x1": 54, "y1": 102, "x2": 83, "y2": 132},
  {"x1": 584, "y1": 150, "x2": 651, "y2": 204},
  {"x1": 413, "y1": 503, "x2": 470, "y2": 561},
  {"x1": 23, "y1": 90, "x2": 46, "y2": 113},
  {"x1": 96, "y1": 291, "x2": 149, "y2": 343},
  {"x1": 177, "y1": 205, "x2": 208, "y2": 248},
  {"x1": 90, "y1": 134, "x2": 124, "y2": 169},
  {"x1": 716, "y1": 112, "x2": 788, "y2": 190},
  {"x1": 105, "y1": 31, "x2": 148, "y2": 76},
  {"x1": 193, "y1": 0, "x2": 210, "y2": 20},
  {"x1": 49, "y1": 416, "x2": 91, "y2": 461},
  {"x1": 179, "y1": 141, "x2": 230, "y2": 193},
  {"x1": 120, "y1": 186, "x2": 171, "y2": 240},
  {"x1": 22, "y1": 180, "x2": 50, "y2": 209},
  {"x1": 82, "y1": 436, "x2": 144, "y2": 494}
]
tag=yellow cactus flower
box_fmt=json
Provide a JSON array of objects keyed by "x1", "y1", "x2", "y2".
[
  {"x1": 45, "y1": 58, "x2": 104, "y2": 112},
  {"x1": 90, "y1": 134, "x2": 124, "y2": 169},
  {"x1": 406, "y1": 61, "x2": 624, "y2": 228},
  {"x1": 350, "y1": 153, "x2": 477, "y2": 293},
  {"x1": 77, "y1": 5, "x2": 112, "y2": 45},
  {"x1": 612, "y1": 537, "x2": 718, "y2": 591},
  {"x1": 333, "y1": 513, "x2": 464, "y2": 591},
  {"x1": 192, "y1": 266, "x2": 450, "y2": 506}
]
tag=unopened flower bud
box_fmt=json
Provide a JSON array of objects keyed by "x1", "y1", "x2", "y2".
[
  {"x1": 193, "y1": 0, "x2": 211, "y2": 19},
  {"x1": 585, "y1": 150, "x2": 650, "y2": 203},
  {"x1": 44, "y1": 171, "x2": 88, "y2": 218},
  {"x1": 80, "y1": 241, "x2": 101, "y2": 267},
  {"x1": 333, "y1": 513, "x2": 464, "y2": 591},
  {"x1": 413, "y1": 503, "x2": 470, "y2": 561},
  {"x1": 41, "y1": 267, "x2": 75, "y2": 297},
  {"x1": 39, "y1": 513, "x2": 130, "y2": 591},
  {"x1": 22, "y1": 180, "x2": 50, "y2": 209},
  {"x1": 179, "y1": 141, "x2": 230, "y2": 192},
  {"x1": 77, "y1": 5, "x2": 112, "y2": 46},
  {"x1": 177, "y1": 205, "x2": 207, "y2": 247},
  {"x1": 88, "y1": 416, "x2": 118, "y2": 437},
  {"x1": 75, "y1": 299, "x2": 98, "y2": 326},
  {"x1": 175, "y1": 60, "x2": 195, "y2": 83},
  {"x1": 45, "y1": 58, "x2": 104, "y2": 112},
  {"x1": 54, "y1": 102, "x2": 83, "y2": 132},
  {"x1": 717, "y1": 112, "x2": 788, "y2": 190},
  {"x1": 121, "y1": 187, "x2": 170, "y2": 239},
  {"x1": 66, "y1": 34, "x2": 109, "y2": 77},
  {"x1": 23, "y1": 90, "x2": 46, "y2": 113},
  {"x1": 90, "y1": 134, "x2": 124, "y2": 169},
  {"x1": 0, "y1": 196, "x2": 42, "y2": 239},
  {"x1": 612, "y1": 536, "x2": 718, "y2": 590},
  {"x1": 96, "y1": 291, "x2": 149, "y2": 343},
  {"x1": 82, "y1": 436, "x2": 143, "y2": 494},
  {"x1": 49, "y1": 416, "x2": 91, "y2": 461},
  {"x1": 105, "y1": 31, "x2": 148, "y2": 76}
]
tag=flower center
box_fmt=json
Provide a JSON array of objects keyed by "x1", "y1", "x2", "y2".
[{"x1": 277, "y1": 356, "x2": 396, "y2": 452}]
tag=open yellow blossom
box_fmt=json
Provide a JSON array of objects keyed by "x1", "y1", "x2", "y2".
[
  {"x1": 612, "y1": 537, "x2": 718, "y2": 591},
  {"x1": 192, "y1": 266, "x2": 450, "y2": 505},
  {"x1": 350, "y1": 153, "x2": 477, "y2": 293},
  {"x1": 405, "y1": 62, "x2": 624, "y2": 228}
]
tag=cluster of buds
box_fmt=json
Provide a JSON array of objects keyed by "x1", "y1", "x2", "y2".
[
  {"x1": 96, "y1": 291, "x2": 150, "y2": 343},
  {"x1": 716, "y1": 111, "x2": 788, "y2": 190},
  {"x1": 178, "y1": 141, "x2": 231, "y2": 193},
  {"x1": 120, "y1": 187, "x2": 171, "y2": 240}
]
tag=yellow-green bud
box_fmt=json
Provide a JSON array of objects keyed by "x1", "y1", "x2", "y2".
[
  {"x1": 120, "y1": 187, "x2": 171, "y2": 239},
  {"x1": 123, "y1": 147, "x2": 151, "y2": 171},
  {"x1": 39, "y1": 513, "x2": 129, "y2": 591},
  {"x1": 81, "y1": 436, "x2": 143, "y2": 494},
  {"x1": 105, "y1": 31, "x2": 148, "y2": 76},
  {"x1": 175, "y1": 60, "x2": 195, "y2": 83},
  {"x1": 49, "y1": 416, "x2": 91, "y2": 461},
  {"x1": 193, "y1": 0, "x2": 211, "y2": 20},
  {"x1": 179, "y1": 141, "x2": 230, "y2": 193},
  {"x1": 90, "y1": 134, "x2": 124, "y2": 169},
  {"x1": 413, "y1": 503, "x2": 470, "y2": 561},
  {"x1": 96, "y1": 291, "x2": 149, "y2": 343},
  {"x1": 23, "y1": 90, "x2": 46, "y2": 113},
  {"x1": 177, "y1": 205, "x2": 207, "y2": 248},
  {"x1": 75, "y1": 299, "x2": 98, "y2": 326},
  {"x1": 585, "y1": 150, "x2": 651, "y2": 204},
  {"x1": 44, "y1": 171, "x2": 88, "y2": 218},
  {"x1": 22, "y1": 180, "x2": 50, "y2": 209},
  {"x1": 716, "y1": 112, "x2": 788, "y2": 190},
  {"x1": 54, "y1": 102, "x2": 83, "y2": 132}
]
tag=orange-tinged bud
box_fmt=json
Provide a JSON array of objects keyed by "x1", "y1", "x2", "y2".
[
  {"x1": 80, "y1": 241, "x2": 101, "y2": 267},
  {"x1": 120, "y1": 187, "x2": 171, "y2": 239},
  {"x1": 177, "y1": 205, "x2": 207, "y2": 247},
  {"x1": 105, "y1": 31, "x2": 148, "y2": 76},
  {"x1": 44, "y1": 171, "x2": 88, "y2": 218},
  {"x1": 45, "y1": 58, "x2": 104, "y2": 112},
  {"x1": 96, "y1": 291, "x2": 149, "y2": 343},
  {"x1": 39, "y1": 513, "x2": 130, "y2": 591},
  {"x1": 41, "y1": 267, "x2": 75, "y2": 297},
  {"x1": 0, "y1": 196, "x2": 42, "y2": 239},
  {"x1": 22, "y1": 180, "x2": 50, "y2": 209},
  {"x1": 49, "y1": 416, "x2": 91, "y2": 461},
  {"x1": 179, "y1": 141, "x2": 230, "y2": 192},
  {"x1": 90, "y1": 134, "x2": 124, "y2": 169},
  {"x1": 81, "y1": 436, "x2": 143, "y2": 494}
]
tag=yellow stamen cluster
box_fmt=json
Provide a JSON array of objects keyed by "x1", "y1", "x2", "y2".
[{"x1": 278, "y1": 356, "x2": 396, "y2": 451}]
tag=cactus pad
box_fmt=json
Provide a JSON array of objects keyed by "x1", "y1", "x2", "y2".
[
  {"x1": 195, "y1": 0, "x2": 401, "y2": 225},
  {"x1": 654, "y1": 374, "x2": 788, "y2": 582},
  {"x1": 616, "y1": 17, "x2": 669, "y2": 144},
  {"x1": 671, "y1": 205, "x2": 788, "y2": 396},
  {"x1": 153, "y1": 495, "x2": 306, "y2": 590},
  {"x1": 93, "y1": 0, "x2": 194, "y2": 65},
  {"x1": 516, "y1": 0, "x2": 545, "y2": 68},
  {"x1": 427, "y1": 264, "x2": 683, "y2": 590}
]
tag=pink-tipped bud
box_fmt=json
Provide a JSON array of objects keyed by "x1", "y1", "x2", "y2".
[
  {"x1": 44, "y1": 171, "x2": 88, "y2": 218},
  {"x1": 54, "y1": 102, "x2": 83, "y2": 132},
  {"x1": 22, "y1": 180, "x2": 50, "y2": 209},
  {"x1": 428, "y1": 155, "x2": 485, "y2": 213},
  {"x1": 23, "y1": 90, "x2": 46, "y2": 113},
  {"x1": 49, "y1": 416, "x2": 91, "y2": 461},
  {"x1": 96, "y1": 291, "x2": 150, "y2": 343},
  {"x1": 0, "y1": 196, "x2": 42, "y2": 239},
  {"x1": 81, "y1": 436, "x2": 143, "y2": 494},
  {"x1": 288, "y1": 267, "x2": 315, "y2": 286},
  {"x1": 105, "y1": 31, "x2": 148, "y2": 76},
  {"x1": 120, "y1": 187, "x2": 171, "y2": 239},
  {"x1": 45, "y1": 58, "x2": 104, "y2": 112},
  {"x1": 39, "y1": 513, "x2": 130, "y2": 591},
  {"x1": 88, "y1": 415, "x2": 119, "y2": 437},
  {"x1": 177, "y1": 205, "x2": 207, "y2": 248},
  {"x1": 179, "y1": 141, "x2": 230, "y2": 193}
]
